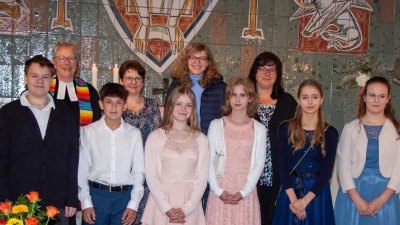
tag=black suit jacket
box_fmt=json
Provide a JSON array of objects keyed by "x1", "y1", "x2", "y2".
[{"x1": 0, "y1": 99, "x2": 79, "y2": 208}]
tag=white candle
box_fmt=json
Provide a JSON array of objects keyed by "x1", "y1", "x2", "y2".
[
  {"x1": 113, "y1": 64, "x2": 119, "y2": 83},
  {"x1": 91, "y1": 63, "x2": 98, "y2": 89}
]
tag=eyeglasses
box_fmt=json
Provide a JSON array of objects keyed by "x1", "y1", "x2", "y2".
[
  {"x1": 54, "y1": 56, "x2": 77, "y2": 63},
  {"x1": 366, "y1": 93, "x2": 387, "y2": 101},
  {"x1": 258, "y1": 66, "x2": 277, "y2": 75},
  {"x1": 188, "y1": 55, "x2": 209, "y2": 64},
  {"x1": 123, "y1": 76, "x2": 144, "y2": 83}
]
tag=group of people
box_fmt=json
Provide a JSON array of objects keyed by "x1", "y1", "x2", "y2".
[{"x1": 0, "y1": 40, "x2": 399, "y2": 225}]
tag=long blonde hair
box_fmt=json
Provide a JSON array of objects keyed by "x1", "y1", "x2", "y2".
[
  {"x1": 170, "y1": 42, "x2": 222, "y2": 88},
  {"x1": 288, "y1": 79, "x2": 328, "y2": 157},
  {"x1": 159, "y1": 85, "x2": 200, "y2": 133}
]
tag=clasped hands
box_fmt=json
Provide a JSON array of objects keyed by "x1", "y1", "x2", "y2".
[
  {"x1": 219, "y1": 191, "x2": 243, "y2": 205},
  {"x1": 166, "y1": 208, "x2": 186, "y2": 224},
  {"x1": 289, "y1": 198, "x2": 307, "y2": 220},
  {"x1": 355, "y1": 197, "x2": 385, "y2": 218}
]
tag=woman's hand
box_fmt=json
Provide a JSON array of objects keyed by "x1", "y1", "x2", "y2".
[
  {"x1": 368, "y1": 197, "x2": 384, "y2": 217},
  {"x1": 347, "y1": 188, "x2": 374, "y2": 216},
  {"x1": 228, "y1": 192, "x2": 243, "y2": 205},
  {"x1": 369, "y1": 188, "x2": 395, "y2": 217},
  {"x1": 219, "y1": 191, "x2": 232, "y2": 204},
  {"x1": 289, "y1": 198, "x2": 306, "y2": 214},
  {"x1": 165, "y1": 208, "x2": 186, "y2": 223},
  {"x1": 353, "y1": 197, "x2": 374, "y2": 216},
  {"x1": 294, "y1": 210, "x2": 306, "y2": 220}
]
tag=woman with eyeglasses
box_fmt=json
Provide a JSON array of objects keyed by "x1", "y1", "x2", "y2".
[
  {"x1": 119, "y1": 60, "x2": 162, "y2": 225},
  {"x1": 248, "y1": 52, "x2": 297, "y2": 225},
  {"x1": 165, "y1": 42, "x2": 226, "y2": 211},
  {"x1": 334, "y1": 77, "x2": 400, "y2": 225}
]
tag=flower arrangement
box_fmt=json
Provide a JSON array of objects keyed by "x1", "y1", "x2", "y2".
[
  {"x1": 334, "y1": 53, "x2": 380, "y2": 89},
  {"x1": 334, "y1": 53, "x2": 400, "y2": 89},
  {"x1": 0, "y1": 191, "x2": 59, "y2": 225}
]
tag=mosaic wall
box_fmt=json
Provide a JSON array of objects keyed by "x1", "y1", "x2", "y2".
[{"x1": 1, "y1": 0, "x2": 400, "y2": 133}]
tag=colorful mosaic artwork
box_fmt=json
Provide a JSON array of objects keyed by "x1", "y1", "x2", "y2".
[
  {"x1": 291, "y1": 0, "x2": 372, "y2": 54},
  {"x1": 103, "y1": 0, "x2": 216, "y2": 73},
  {"x1": 0, "y1": 0, "x2": 30, "y2": 34}
]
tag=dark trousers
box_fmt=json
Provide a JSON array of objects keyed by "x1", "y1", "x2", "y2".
[
  {"x1": 83, "y1": 186, "x2": 131, "y2": 225},
  {"x1": 257, "y1": 184, "x2": 280, "y2": 225}
]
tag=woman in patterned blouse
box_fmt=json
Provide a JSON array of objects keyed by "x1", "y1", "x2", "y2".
[
  {"x1": 248, "y1": 52, "x2": 297, "y2": 225},
  {"x1": 119, "y1": 60, "x2": 162, "y2": 225}
]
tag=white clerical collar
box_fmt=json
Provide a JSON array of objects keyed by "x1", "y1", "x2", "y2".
[{"x1": 57, "y1": 80, "x2": 78, "y2": 101}]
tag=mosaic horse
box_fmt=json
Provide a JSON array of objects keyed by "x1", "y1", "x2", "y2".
[{"x1": 291, "y1": 0, "x2": 372, "y2": 50}]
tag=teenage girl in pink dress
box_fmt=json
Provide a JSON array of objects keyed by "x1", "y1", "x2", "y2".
[
  {"x1": 141, "y1": 86, "x2": 210, "y2": 225},
  {"x1": 206, "y1": 77, "x2": 266, "y2": 225}
]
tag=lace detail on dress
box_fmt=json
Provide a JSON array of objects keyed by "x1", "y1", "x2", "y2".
[
  {"x1": 161, "y1": 133, "x2": 199, "y2": 182},
  {"x1": 206, "y1": 117, "x2": 261, "y2": 225},
  {"x1": 223, "y1": 117, "x2": 254, "y2": 174},
  {"x1": 258, "y1": 103, "x2": 276, "y2": 186},
  {"x1": 364, "y1": 124, "x2": 383, "y2": 140}
]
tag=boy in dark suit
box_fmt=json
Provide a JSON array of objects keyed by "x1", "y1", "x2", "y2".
[{"x1": 0, "y1": 55, "x2": 79, "y2": 224}]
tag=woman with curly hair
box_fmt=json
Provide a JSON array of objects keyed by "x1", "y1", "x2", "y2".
[
  {"x1": 166, "y1": 42, "x2": 226, "y2": 135},
  {"x1": 165, "y1": 42, "x2": 226, "y2": 211}
]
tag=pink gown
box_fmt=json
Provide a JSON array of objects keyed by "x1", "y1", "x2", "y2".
[
  {"x1": 141, "y1": 132, "x2": 206, "y2": 225},
  {"x1": 206, "y1": 117, "x2": 261, "y2": 225}
]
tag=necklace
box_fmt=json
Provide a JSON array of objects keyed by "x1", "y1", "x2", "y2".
[
  {"x1": 363, "y1": 117, "x2": 386, "y2": 126},
  {"x1": 127, "y1": 97, "x2": 143, "y2": 111}
]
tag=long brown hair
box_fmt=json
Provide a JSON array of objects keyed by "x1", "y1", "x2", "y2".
[
  {"x1": 359, "y1": 76, "x2": 400, "y2": 137},
  {"x1": 170, "y1": 42, "x2": 222, "y2": 88},
  {"x1": 221, "y1": 77, "x2": 259, "y2": 117},
  {"x1": 159, "y1": 85, "x2": 200, "y2": 133},
  {"x1": 288, "y1": 79, "x2": 328, "y2": 157}
]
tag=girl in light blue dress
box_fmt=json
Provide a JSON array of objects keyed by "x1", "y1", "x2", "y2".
[{"x1": 335, "y1": 77, "x2": 400, "y2": 225}]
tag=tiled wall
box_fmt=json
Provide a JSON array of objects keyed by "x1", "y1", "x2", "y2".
[{"x1": 1, "y1": 0, "x2": 400, "y2": 133}]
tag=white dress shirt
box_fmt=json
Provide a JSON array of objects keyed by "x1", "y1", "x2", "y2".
[
  {"x1": 78, "y1": 116, "x2": 145, "y2": 210},
  {"x1": 57, "y1": 80, "x2": 78, "y2": 101},
  {"x1": 20, "y1": 91, "x2": 55, "y2": 139}
]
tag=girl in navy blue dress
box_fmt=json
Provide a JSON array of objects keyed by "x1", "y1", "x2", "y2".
[
  {"x1": 272, "y1": 79, "x2": 338, "y2": 225},
  {"x1": 334, "y1": 77, "x2": 400, "y2": 225}
]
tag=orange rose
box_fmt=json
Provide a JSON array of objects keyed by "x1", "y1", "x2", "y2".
[
  {"x1": 0, "y1": 202, "x2": 12, "y2": 214},
  {"x1": 46, "y1": 206, "x2": 60, "y2": 218},
  {"x1": 25, "y1": 217, "x2": 39, "y2": 225},
  {"x1": 26, "y1": 191, "x2": 40, "y2": 202}
]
